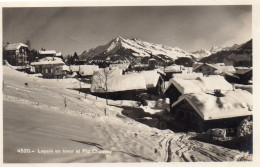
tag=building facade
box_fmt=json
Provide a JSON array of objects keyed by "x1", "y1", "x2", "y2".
[{"x1": 3, "y1": 43, "x2": 30, "y2": 66}]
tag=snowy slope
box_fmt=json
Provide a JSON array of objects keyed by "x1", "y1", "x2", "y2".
[
  {"x1": 80, "y1": 36, "x2": 193, "y2": 64},
  {"x1": 3, "y1": 66, "x2": 252, "y2": 162}
]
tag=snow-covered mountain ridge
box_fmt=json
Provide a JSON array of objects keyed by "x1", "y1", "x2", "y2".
[{"x1": 80, "y1": 36, "x2": 193, "y2": 64}]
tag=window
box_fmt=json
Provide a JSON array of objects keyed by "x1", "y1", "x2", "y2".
[{"x1": 179, "y1": 111, "x2": 184, "y2": 118}]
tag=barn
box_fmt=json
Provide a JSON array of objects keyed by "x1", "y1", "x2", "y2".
[
  {"x1": 90, "y1": 68, "x2": 146, "y2": 100},
  {"x1": 170, "y1": 89, "x2": 252, "y2": 132}
]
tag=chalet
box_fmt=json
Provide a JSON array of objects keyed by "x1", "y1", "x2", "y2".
[
  {"x1": 78, "y1": 65, "x2": 99, "y2": 78},
  {"x1": 170, "y1": 90, "x2": 252, "y2": 132},
  {"x1": 193, "y1": 63, "x2": 218, "y2": 76},
  {"x1": 90, "y1": 68, "x2": 146, "y2": 100},
  {"x1": 164, "y1": 65, "x2": 183, "y2": 81},
  {"x1": 140, "y1": 70, "x2": 164, "y2": 95},
  {"x1": 235, "y1": 68, "x2": 252, "y2": 84},
  {"x1": 30, "y1": 57, "x2": 66, "y2": 79},
  {"x1": 38, "y1": 50, "x2": 62, "y2": 59},
  {"x1": 164, "y1": 75, "x2": 233, "y2": 107},
  {"x1": 3, "y1": 43, "x2": 30, "y2": 66}
]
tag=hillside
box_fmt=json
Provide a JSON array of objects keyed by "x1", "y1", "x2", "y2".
[
  {"x1": 200, "y1": 39, "x2": 252, "y2": 66},
  {"x1": 3, "y1": 66, "x2": 252, "y2": 162},
  {"x1": 79, "y1": 36, "x2": 193, "y2": 65}
]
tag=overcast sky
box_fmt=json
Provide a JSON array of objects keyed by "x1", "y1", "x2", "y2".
[{"x1": 3, "y1": 6, "x2": 251, "y2": 55}]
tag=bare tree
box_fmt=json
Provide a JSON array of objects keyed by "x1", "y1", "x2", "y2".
[{"x1": 92, "y1": 68, "x2": 113, "y2": 105}]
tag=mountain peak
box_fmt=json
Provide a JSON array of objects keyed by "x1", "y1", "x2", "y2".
[
  {"x1": 114, "y1": 36, "x2": 124, "y2": 41},
  {"x1": 80, "y1": 37, "x2": 193, "y2": 64}
]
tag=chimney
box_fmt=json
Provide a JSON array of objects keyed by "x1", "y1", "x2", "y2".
[{"x1": 214, "y1": 89, "x2": 222, "y2": 97}]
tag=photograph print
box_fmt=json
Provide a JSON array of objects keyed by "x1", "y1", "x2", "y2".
[{"x1": 2, "y1": 5, "x2": 253, "y2": 163}]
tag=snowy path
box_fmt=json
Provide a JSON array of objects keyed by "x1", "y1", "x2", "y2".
[{"x1": 3, "y1": 66, "x2": 252, "y2": 162}]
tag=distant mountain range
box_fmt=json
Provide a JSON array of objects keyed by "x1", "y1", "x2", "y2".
[
  {"x1": 79, "y1": 36, "x2": 252, "y2": 67},
  {"x1": 190, "y1": 49, "x2": 212, "y2": 61},
  {"x1": 200, "y1": 39, "x2": 252, "y2": 66},
  {"x1": 190, "y1": 43, "x2": 244, "y2": 61},
  {"x1": 79, "y1": 36, "x2": 193, "y2": 65}
]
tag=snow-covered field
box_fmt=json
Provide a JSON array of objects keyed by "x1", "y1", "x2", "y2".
[{"x1": 3, "y1": 66, "x2": 252, "y2": 162}]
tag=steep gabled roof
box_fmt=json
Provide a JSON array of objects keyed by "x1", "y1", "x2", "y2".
[
  {"x1": 193, "y1": 63, "x2": 218, "y2": 71},
  {"x1": 171, "y1": 90, "x2": 252, "y2": 120},
  {"x1": 5, "y1": 43, "x2": 28, "y2": 51}
]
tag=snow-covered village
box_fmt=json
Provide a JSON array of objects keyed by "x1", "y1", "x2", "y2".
[{"x1": 2, "y1": 5, "x2": 253, "y2": 163}]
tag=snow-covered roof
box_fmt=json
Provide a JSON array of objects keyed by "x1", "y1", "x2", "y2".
[
  {"x1": 235, "y1": 68, "x2": 252, "y2": 75},
  {"x1": 164, "y1": 65, "x2": 183, "y2": 73},
  {"x1": 5, "y1": 43, "x2": 28, "y2": 51},
  {"x1": 172, "y1": 73, "x2": 203, "y2": 80},
  {"x1": 31, "y1": 57, "x2": 65, "y2": 66},
  {"x1": 220, "y1": 72, "x2": 240, "y2": 79},
  {"x1": 62, "y1": 65, "x2": 70, "y2": 71},
  {"x1": 196, "y1": 75, "x2": 233, "y2": 92},
  {"x1": 140, "y1": 70, "x2": 161, "y2": 88},
  {"x1": 109, "y1": 63, "x2": 130, "y2": 71},
  {"x1": 70, "y1": 65, "x2": 80, "y2": 72},
  {"x1": 166, "y1": 78, "x2": 206, "y2": 94},
  {"x1": 215, "y1": 66, "x2": 236, "y2": 74},
  {"x1": 215, "y1": 63, "x2": 225, "y2": 66},
  {"x1": 165, "y1": 75, "x2": 233, "y2": 94},
  {"x1": 79, "y1": 65, "x2": 100, "y2": 76},
  {"x1": 38, "y1": 50, "x2": 57, "y2": 55},
  {"x1": 155, "y1": 68, "x2": 166, "y2": 76},
  {"x1": 171, "y1": 90, "x2": 252, "y2": 120},
  {"x1": 193, "y1": 63, "x2": 218, "y2": 71},
  {"x1": 56, "y1": 52, "x2": 62, "y2": 56},
  {"x1": 90, "y1": 69, "x2": 146, "y2": 93}
]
